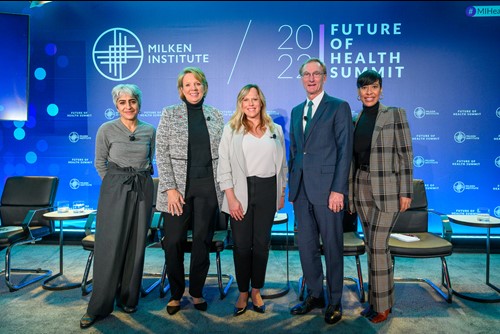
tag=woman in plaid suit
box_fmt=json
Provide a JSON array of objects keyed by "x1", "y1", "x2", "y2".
[{"x1": 348, "y1": 70, "x2": 413, "y2": 323}]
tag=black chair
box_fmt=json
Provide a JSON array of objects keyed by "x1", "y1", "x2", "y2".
[
  {"x1": 159, "y1": 211, "x2": 234, "y2": 300},
  {"x1": 80, "y1": 178, "x2": 161, "y2": 296},
  {"x1": 298, "y1": 211, "x2": 366, "y2": 303},
  {"x1": 0, "y1": 176, "x2": 59, "y2": 291},
  {"x1": 389, "y1": 179, "x2": 453, "y2": 303}
]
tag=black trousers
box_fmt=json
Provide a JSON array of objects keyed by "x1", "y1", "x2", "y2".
[
  {"x1": 162, "y1": 176, "x2": 218, "y2": 300},
  {"x1": 87, "y1": 164, "x2": 154, "y2": 317},
  {"x1": 231, "y1": 176, "x2": 276, "y2": 292}
]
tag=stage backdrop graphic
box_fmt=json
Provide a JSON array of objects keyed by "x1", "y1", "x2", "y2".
[{"x1": 0, "y1": 1, "x2": 499, "y2": 235}]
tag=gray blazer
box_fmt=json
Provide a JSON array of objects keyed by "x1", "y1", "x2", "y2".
[
  {"x1": 348, "y1": 103, "x2": 413, "y2": 213},
  {"x1": 217, "y1": 123, "x2": 288, "y2": 214},
  {"x1": 155, "y1": 102, "x2": 224, "y2": 213}
]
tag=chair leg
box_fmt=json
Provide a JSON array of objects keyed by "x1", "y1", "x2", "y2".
[
  {"x1": 298, "y1": 276, "x2": 306, "y2": 301},
  {"x1": 214, "y1": 251, "x2": 233, "y2": 300},
  {"x1": 141, "y1": 274, "x2": 162, "y2": 297},
  {"x1": 393, "y1": 256, "x2": 453, "y2": 304},
  {"x1": 81, "y1": 251, "x2": 94, "y2": 296},
  {"x1": 159, "y1": 261, "x2": 170, "y2": 298},
  {"x1": 158, "y1": 253, "x2": 232, "y2": 300},
  {"x1": 262, "y1": 235, "x2": 290, "y2": 299},
  {"x1": 2, "y1": 241, "x2": 52, "y2": 292},
  {"x1": 343, "y1": 255, "x2": 365, "y2": 303}
]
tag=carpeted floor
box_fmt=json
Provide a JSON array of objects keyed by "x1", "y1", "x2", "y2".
[{"x1": 1, "y1": 244, "x2": 499, "y2": 333}]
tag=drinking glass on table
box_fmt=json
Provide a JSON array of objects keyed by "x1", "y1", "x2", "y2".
[
  {"x1": 57, "y1": 200, "x2": 70, "y2": 213},
  {"x1": 477, "y1": 207, "x2": 490, "y2": 222},
  {"x1": 72, "y1": 200, "x2": 85, "y2": 213}
]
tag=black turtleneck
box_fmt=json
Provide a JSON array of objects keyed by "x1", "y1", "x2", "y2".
[
  {"x1": 185, "y1": 97, "x2": 213, "y2": 179},
  {"x1": 354, "y1": 102, "x2": 380, "y2": 168}
]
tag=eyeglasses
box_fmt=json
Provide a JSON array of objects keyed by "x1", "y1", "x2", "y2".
[{"x1": 301, "y1": 71, "x2": 325, "y2": 79}]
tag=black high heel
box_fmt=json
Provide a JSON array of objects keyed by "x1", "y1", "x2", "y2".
[
  {"x1": 233, "y1": 294, "x2": 249, "y2": 317},
  {"x1": 252, "y1": 303, "x2": 266, "y2": 313}
]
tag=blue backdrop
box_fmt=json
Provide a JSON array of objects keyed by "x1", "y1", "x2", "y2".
[{"x1": 0, "y1": 1, "x2": 499, "y2": 235}]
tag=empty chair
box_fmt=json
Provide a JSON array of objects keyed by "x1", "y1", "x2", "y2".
[
  {"x1": 388, "y1": 179, "x2": 453, "y2": 303},
  {"x1": 0, "y1": 176, "x2": 59, "y2": 291}
]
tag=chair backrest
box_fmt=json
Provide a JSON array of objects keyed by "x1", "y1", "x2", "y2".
[
  {"x1": 152, "y1": 177, "x2": 159, "y2": 209},
  {"x1": 0, "y1": 176, "x2": 59, "y2": 228},
  {"x1": 343, "y1": 211, "x2": 358, "y2": 233},
  {"x1": 392, "y1": 179, "x2": 428, "y2": 233}
]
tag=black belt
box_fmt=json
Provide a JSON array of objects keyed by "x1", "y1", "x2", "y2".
[{"x1": 358, "y1": 165, "x2": 370, "y2": 172}]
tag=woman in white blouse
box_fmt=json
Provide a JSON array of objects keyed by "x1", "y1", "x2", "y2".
[{"x1": 217, "y1": 84, "x2": 287, "y2": 316}]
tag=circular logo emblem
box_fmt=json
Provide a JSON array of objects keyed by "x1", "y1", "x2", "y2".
[
  {"x1": 453, "y1": 181, "x2": 465, "y2": 193},
  {"x1": 454, "y1": 131, "x2": 466, "y2": 143},
  {"x1": 69, "y1": 178, "x2": 81, "y2": 190},
  {"x1": 92, "y1": 28, "x2": 144, "y2": 81},
  {"x1": 105, "y1": 108, "x2": 117, "y2": 120},
  {"x1": 413, "y1": 156, "x2": 425, "y2": 168},
  {"x1": 465, "y1": 6, "x2": 476, "y2": 17},
  {"x1": 496, "y1": 107, "x2": 500, "y2": 118},
  {"x1": 69, "y1": 132, "x2": 80, "y2": 143},
  {"x1": 494, "y1": 206, "x2": 500, "y2": 218},
  {"x1": 413, "y1": 107, "x2": 425, "y2": 119},
  {"x1": 495, "y1": 156, "x2": 500, "y2": 168}
]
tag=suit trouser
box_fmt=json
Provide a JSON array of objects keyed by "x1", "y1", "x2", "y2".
[
  {"x1": 87, "y1": 165, "x2": 154, "y2": 317},
  {"x1": 162, "y1": 176, "x2": 218, "y2": 300},
  {"x1": 231, "y1": 176, "x2": 276, "y2": 292},
  {"x1": 294, "y1": 181, "x2": 344, "y2": 305},
  {"x1": 354, "y1": 169, "x2": 399, "y2": 312}
]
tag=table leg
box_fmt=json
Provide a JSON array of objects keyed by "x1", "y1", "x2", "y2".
[
  {"x1": 42, "y1": 220, "x2": 81, "y2": 291},
  {"x1": 452, "y1": 227, "x2": 500, "y2": 303},
  {"x1": 485, "y1": 228, "x2": 500, "y2": 293}
]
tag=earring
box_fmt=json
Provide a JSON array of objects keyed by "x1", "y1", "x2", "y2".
[
  {"x1": 357, "y1": 96, "x2": 361, "y2": 101},
  {"x1": 380, "y1": 94, "x2": 384, "y2": 100}
]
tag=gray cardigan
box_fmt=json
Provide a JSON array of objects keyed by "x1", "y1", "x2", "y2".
[{"x1": 155, "y1": 102, "x2": 224, "y2": 213}]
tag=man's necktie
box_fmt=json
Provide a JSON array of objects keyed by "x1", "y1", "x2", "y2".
[{"x1": 304, "y1": 100, "x2": 313, "y2": 135}]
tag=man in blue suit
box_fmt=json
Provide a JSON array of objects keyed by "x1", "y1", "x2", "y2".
[{"x1": 288, "y1": 58, "x2": 353, "y2": 325}]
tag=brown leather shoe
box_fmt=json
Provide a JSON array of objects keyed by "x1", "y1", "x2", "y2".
[{"x1": 369, "y1": 308, "x2": 391, "y2": 323}]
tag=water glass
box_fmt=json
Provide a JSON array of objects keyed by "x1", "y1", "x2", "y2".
[
  {"x1": 477, "y1": 207, "x2": 490, "y2": 222},
  {"x1": 57, "y1": 200, "x2": 70, "y2": 213},
  {"x1": 72, "y1": 200, "x2": 85, "y2": 213}
]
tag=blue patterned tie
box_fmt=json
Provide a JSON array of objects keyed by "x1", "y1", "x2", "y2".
[{"x1": 304, "y1": 100, "x2": 313, "y2": 135}]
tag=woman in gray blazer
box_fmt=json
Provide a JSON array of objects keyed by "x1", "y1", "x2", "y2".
[
  {"x1": 348, "y1": 70, "x2": 413, "y2": 323},
  {"x1": 156, "y1": 67, "x2": 224, "y2": 315},
  {"x1": 217, "y1": 84, "x2": 287, "y2": 316}
]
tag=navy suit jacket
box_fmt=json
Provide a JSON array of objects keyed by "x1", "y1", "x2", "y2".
[{"x1": 288, "y1": 93, "x2": 353, "y2": 205}]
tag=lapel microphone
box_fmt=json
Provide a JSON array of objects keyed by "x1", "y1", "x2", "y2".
[
  {"x1": 129, "y1": 134, "x2": 136, "y2": 141},
  {"x1": 270, "y1": 134, "x2": 276, "y2": 139},
  {"x1": 206, "y1": 116, "x2": 211, "y2": 121}
]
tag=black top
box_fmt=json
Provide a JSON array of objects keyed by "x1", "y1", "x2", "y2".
[
  {"x1": 354, "y1": 102, "x2": 379, "y2": 168},
  {"x1": 186, "y1": 97, "x2": 213, "y2": 179}
]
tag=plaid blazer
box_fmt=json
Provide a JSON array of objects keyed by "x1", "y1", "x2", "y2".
[
  {"x1": 155, "y1": 102, "x2": 224, "y2": 213},
  {"x1": 348, "y1": 103, "x2": 413, "y2": 212}
]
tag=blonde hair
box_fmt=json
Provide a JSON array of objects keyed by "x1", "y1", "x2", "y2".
[
  {"x1": 229, "y1": 84, "x2": 275, "y2": 134},
  {"x1": 177, "y1": 67, "x2": 208, "y2": 100}
]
